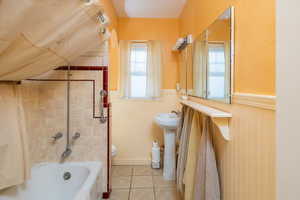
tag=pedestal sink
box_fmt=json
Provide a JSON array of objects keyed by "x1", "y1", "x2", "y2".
[{"x1": 154, "y1": 113, "x2": 179, "y2": 180}]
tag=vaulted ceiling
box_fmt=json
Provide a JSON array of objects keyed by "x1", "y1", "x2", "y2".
[{"x1": 112, "y1": 0, "x2": 186, "y2": 18}]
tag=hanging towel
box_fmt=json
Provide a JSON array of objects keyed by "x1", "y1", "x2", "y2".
[
  {"x1": 176, "y1": 106, "x2": 186, "y2": 140},
  {"x1": 183, "y1": 112, "x2": 202, "y2": 200},
  {"x1": 194, "y1": 117, "x2": 220, "y2": 200},
  {"x1": 0, "y1": 85, "x2": 30, "y2": 190},
  {"x1": 176, "y1": 106, "x2": 194, "y2": 194}
]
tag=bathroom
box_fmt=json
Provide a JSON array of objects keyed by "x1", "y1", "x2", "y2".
[{"x1": 0, "y1": 0, "x2": 298, "y2": 200}]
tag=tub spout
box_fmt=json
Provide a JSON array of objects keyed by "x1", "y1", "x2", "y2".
[{"x1": 60, "y1": 148, "x2": 72, "y2": 163}]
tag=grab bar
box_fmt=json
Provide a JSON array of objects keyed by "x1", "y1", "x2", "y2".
[{"x1": 99, "y1": 90, "x2": 108, "y2": 124}]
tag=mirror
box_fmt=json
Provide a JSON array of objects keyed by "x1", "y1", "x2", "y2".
[{"x1": 187, "y1": 7, "x2": 234, "y2": 103}]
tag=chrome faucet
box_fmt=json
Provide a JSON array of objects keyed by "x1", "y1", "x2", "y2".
[
  {"x1": 60, "y1": 148, "x2": 72, "y2": 163},
  {"x1": 52, "y1": 132, "x2": 63, "y2": 142},
  {"x1": 171, "y1": 110, "x2": 179, "y2": 115},
  {"x1": 72, "y1": 132, "x2": 80, "y2": 140}
]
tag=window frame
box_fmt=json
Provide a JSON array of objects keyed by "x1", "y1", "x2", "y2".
[{"x1": 128, "y1": 42, "x2": 149, "y2": 99}]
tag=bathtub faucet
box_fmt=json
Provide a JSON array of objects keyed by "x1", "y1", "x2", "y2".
[
  {"x1": 52, "y1": 132, "x2": 63, "y2": 143},
  {"x1": 60, "y1": 148, "x2": 72, "y2": 163}
]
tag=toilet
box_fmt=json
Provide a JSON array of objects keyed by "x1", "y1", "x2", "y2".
[{"x1": 112, "y1": 145, "x2": 117, "y2": 157}]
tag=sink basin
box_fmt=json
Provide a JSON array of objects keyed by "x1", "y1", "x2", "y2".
[
  {"x1": 154, "y1": 113, "x2": 179, "y2": 181},
  {"x1": 154, "y1": 113, "x2": 179, "y2": 130}
]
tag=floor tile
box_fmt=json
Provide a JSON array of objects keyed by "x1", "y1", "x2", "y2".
[
  {"x1": 112, "y1": 165, "x2": 133, "y2": 177},
  {"x1": 129, "y1": 188, "x2": 155, "y2": 200},
  {"x1": 133, "y1": 165, "x2": 153, "y2": 176},
  {"x1": 155, "y1": 188, "x2": 181, "y2": 200},
  {"x1": 131, "y1": 176, "x2": 153, "y2": 188},
  {"x1": 152, "y1": 168, "x2": 163, "y2": 176},
  {"x1": 153, "y1": 176, "x2": 176, "y2": 188},
  {"x1": 109, "y1": 189, "x2": 130, "y2": 200},
  {"x1": 112, "y1": 176, "x2": 131, "y2": 189}
]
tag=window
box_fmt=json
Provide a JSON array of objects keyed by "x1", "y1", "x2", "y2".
[
  {"x1": 120, "y1": 40, "x2": 161, "y2": 99},
  {"x1": 207, "y1": 43, "x2": 226, "y2": 99},
  {"x1": 129, "y1": 42, "x2": 148, "y2": 98}
]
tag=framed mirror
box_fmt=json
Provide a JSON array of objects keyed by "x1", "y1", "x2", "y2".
[{"x1": 187, "y1": 7, "x2": 234, "y2": 104}]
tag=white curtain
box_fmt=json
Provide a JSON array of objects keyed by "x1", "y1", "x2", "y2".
[
  {"x1": 0, "y1": 0, "x2": 108, "y2": 80},
  {"x1": 0, "y1": 85, "x2": 30, "y2": 190},
  {"x1": 119, "y1": 40, "x2": 162, "y2": 99},
  {"x1": 119, "y1": 40, "x2": 131, "y2": 98},
  {"x1": 224, "y1": 41, "x2": 231, "y2": 103},
  {"x1": 193, "y1": 40, "x2": 207, "y2": 98},
  {"x1": 146, "y1": 40, "x2": 162, "y2": 98}
]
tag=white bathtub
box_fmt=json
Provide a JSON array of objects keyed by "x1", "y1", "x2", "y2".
[{"x1": 0, "y1": 162, "x2": 102, "y2": 200}]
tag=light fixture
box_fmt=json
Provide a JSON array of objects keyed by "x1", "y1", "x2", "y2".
[
  {"x1": 83, "y1": 0, "x2": 94, "y2": 5},
  {"x1": 97, "y1": 12, "x2": 110, "y2": 26}
]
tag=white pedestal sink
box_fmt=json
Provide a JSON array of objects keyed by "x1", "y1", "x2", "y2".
[{"x1": 154, "y1": 113, "x2": 179, "y2": 180}]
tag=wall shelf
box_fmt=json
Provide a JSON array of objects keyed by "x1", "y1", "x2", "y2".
[{"x1": 180, "y1": 100, "x2": 232, "y2": 141}]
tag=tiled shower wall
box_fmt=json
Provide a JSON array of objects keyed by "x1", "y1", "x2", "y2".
[{"x1": 19, "y1": 70, "x2": 107, "y2": 193}]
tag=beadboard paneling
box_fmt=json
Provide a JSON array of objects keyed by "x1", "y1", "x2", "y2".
[{"x1": 189, "y1": 96, "x2": 276, "y2": 200}]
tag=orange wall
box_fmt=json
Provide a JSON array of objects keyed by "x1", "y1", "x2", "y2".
[
  {"x1": 100, "y1": 0, "x2": 120, "y2": 91},
  {"x1": 101, "y1": 0, "x2": 118, "y2": 30},
  {"x1": 114, "y1": 18, "x2": 180, "y2": 90},
  {"x1": 179, "y1": 0, "x2": 275, "y2": 95}
]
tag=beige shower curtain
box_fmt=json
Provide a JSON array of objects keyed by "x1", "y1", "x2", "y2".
[
  {"x1": 0, "y1": 85, "x2": 30, "y2": 190},
  {"x1": 194, "y1": 116, "x2": 220, "y2": 200},
  {"x1": 0, "y1": 0, "x2": 107, "y2": 81}
]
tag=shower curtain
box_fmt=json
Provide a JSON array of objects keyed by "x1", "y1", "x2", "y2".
[
  {"x1": 0, "y1": 0, "x2": 108, "y2": 81},
  {"x1": 0, "y1": 85, "x2": 30, "y2": 190},
  {"x1": 194, "y1": 116, "x2": 220, "y2": 200}
]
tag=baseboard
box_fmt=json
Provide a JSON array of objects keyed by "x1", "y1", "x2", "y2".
[
  {"x1": 233, "y1": 93, "x2": 276, "y2": 110},
  {"x1": 112, "y1": 159, "x2": 151, "y2": 166}
]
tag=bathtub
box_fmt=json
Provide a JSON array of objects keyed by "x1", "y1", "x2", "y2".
[{"x1": 0, "y1": 162, "x2": 102, "y2": 200}]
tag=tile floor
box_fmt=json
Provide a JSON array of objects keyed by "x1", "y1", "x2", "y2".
[{"x1": 108, "y1": 165, "x2": 181, "y2": 200}]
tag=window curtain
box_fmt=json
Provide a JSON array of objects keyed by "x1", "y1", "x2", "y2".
[
  {"x1": 224, "y1": 41, "x2": 231, "y2": 103},
  {"x1": 119, "y1": 40, "x2": 131, "y2": 98},
  {"x1": 0, "y1": 85, "x2": 30, "y2": 190},
  {"x1": 193, "y1": 40, "x2": 207, "y2": 97},
  {"x1": 119, "y1": 40, "x2": 162, "y2": 99},
  {"x1": 146, "y1": 40, "x2": 162, "y2": 98}
]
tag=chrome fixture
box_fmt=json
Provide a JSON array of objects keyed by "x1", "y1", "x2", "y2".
[
  {"x1": 99, "y1": 89, "x2": 108, "y2": 124},
  {"x1": 63, "y1": 172, "x2": 72, "y2": 180},
  {"x1": 82, "y1": 0, "x2": 94, "y2": 5},
  {"x1": 52, "y1": 132, "x2": 63, "y2": 142},
  {"x1": 171, "y1": 110, "x2": 180, "y2": 115},
  {"x1": 61, "y1": 148, "x2": 72, "y2": 163},
  {"x1": 72, "y1": 132, "x2": 80, "y2": 141},
  {"x1": 97, "y1": 12, "x2": 110, "y2": 26},
  {"x1": 61, "y1": 66, "x2": 72, "y2": 162}
]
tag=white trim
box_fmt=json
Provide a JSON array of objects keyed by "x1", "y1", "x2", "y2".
[
  {"x1": 180, "y1": 100, "x2": 232, "y2": 141},
  {"x1": 233, "y1": 93, "x2": 276, "y2": 110},
  {"x1": 110, "y1": 89, "x2": 177, "y2": 97},
  {"x1": 112, "y1": 159, "x2": 151, "y2": 166}
]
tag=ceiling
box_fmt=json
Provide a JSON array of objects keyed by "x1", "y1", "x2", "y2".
[{"x1": 112, "y1": 0, "x2": 187, "y2": 18}]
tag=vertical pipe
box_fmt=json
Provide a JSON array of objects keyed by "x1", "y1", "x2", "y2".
[{"x1": 66, "y1": 66, "x2": 70, "y2": 149}]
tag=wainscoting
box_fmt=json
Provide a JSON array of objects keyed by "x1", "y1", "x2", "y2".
[
  {"x1": 189, "y1": 93, "x2": 276, "y2": 200},
  {"x1": 110, "y1": 90, "x2": 179, "y2": 166}
]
